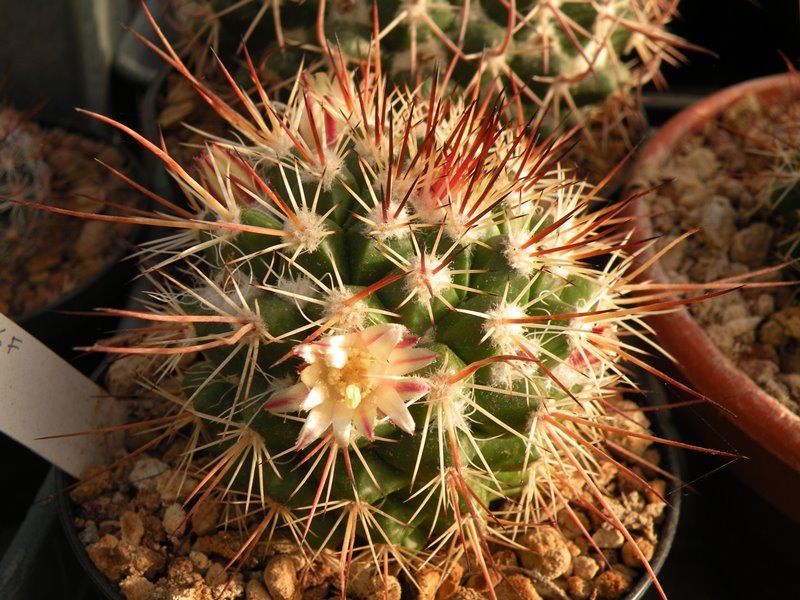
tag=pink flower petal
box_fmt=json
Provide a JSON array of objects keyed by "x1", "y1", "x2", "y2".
[
  {"x1": 387, "y1": 378, "x2": 430, "y2": 402},
  {"x1": 300, "y1": 384, "x2": 326, "y2": 411},
  {"x1": 356, "y1": 404, "x2": 377, "y2": 440},
  {"x1": 369, "y1": 385, "x2": 415, "y2": 436},
  {"x1": 387, "y1": 347, "x2": 438, "y2": 376},
  {"x1": 395, "y1": 334, "x2": 420, "y2": 348},
  {"x1": 263, "y1": 382, "x2": 309, "y2": 413},
  {"x1": 299, "y1": 362, "x2": 323, "y2": 387},
  {"x1": 296, "y1": 403, "x2": 333, "y2": 449},
  {"x1": 331, "y1": 403, "x2": 354, "y2": 448},
  {"x1": 362, "y1": 323, "x2": 404, "y2": 362}
]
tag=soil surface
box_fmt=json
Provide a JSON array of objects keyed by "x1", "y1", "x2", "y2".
[{"x1": 631, "y1": 94, "x2": 800, "y2": 415}]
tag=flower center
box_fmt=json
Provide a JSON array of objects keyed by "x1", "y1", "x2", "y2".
[{"x1": 316, "y1": 346, "x2": 376, "y2": 410}]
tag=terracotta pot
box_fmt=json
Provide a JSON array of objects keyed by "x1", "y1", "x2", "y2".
[{"x1": 626, "y1": 73, "x2": 800, "y2": 520}]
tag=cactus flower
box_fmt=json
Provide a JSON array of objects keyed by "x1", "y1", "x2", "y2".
[{"x1": 265, "y1": 323, "x2": 436, "y2": 448}]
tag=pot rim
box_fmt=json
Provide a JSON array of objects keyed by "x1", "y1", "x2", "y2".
[{"x1": 626, "y1": 72, "x2": 800, "y2": 472}]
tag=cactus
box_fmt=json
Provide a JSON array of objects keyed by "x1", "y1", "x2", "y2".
[
  {"x1": 0, "y1": 106, "x2": 52, "y2": 231},
  {"x1": 78, "y1": 11, "x2": 713, "y2": 598},
  {"x1": 168, "y1": 0, "x2": 686, "y2": 131},
  {"x1": 0, "y1": 104, "x2": 141, "y2": 319},
  {"x1": 760, "y1": 123, "x2": 800, "y2": 263}
]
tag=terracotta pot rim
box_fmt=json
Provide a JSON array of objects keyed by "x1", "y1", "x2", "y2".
[{"x1": 627, "y1": 72, "x2": 800, "y2": 472}]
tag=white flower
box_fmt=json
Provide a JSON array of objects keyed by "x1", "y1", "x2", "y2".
[{"x1": 264, "y1": 323, "x2": 437, "y2": 448}]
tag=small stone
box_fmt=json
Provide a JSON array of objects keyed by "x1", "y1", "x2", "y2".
[
  {"x1": 106, "y1": 355, "x2": 157, "y2": 399},
  {"x1": 621, "y1": 538, "x2": 655, "y2": 567},
  {"x1": 494, "y1": 574, "x2": 542, "y2": 600},
  {"x1": 644, "y1": 479, "x2": 667, "y2": 504},
  {"x1": 754, "y1": 293, "x2": 775, "y2": 317},
  {"x1": 592, "y1": 527, "x2": 625, "y2": 549},
  {"x1": 246, "y1": 578, "x2": 273, "y2": 600},
  {"x1": 566, "y1": 576, "x2": 594, "y2": 600},
  {"x1": 128, "y1": 457, "x2": 169, "y2": 491},
  {"x1": 775, "y1": 307, "x2": 800, "y2": 339},
  {"x1": 595, "y1": 569, "x2": 633, "y2": 599},
  {"x1": 780, "y1": 373, "x2": 800, "y2": 398},
  {"x1": 556, "y1": 509, "x2": 590, "y2": 540},
  {"x1": 465, "y1": 571, "x2": 501, "y2": 591},
  {"x1": 263, "y1": 555, "x2": 297, "y2": 600},
  {"x1": 357, "y1": 574, "x2": 401, "y2": 600},
  {"x1": 299, "y1": 559, "x2": 334, "y2": 589},
  {"x1": 71, "y1": 465, "x2": 113, "y2": 503},
  {"x1": 78, "y1": 526, "x2": 100, "y2": 548},
  {"x1": 119, "y1": 574, "x2": 157, "y2": 600},
  {"x1": 605, "y1": 399, "x2": 652, "y2": 456},
  {"x1": 699, "y1": 195, "x2": 736, "y2": 249},
  {"x1": 191, "y1": 498, "x2": 221, "y2": 536},
  {"x1": 654, "y1": 234, "x2": 685, "y2": 272},
  {"x1": 189, "y1": 550, "x2": 210, "y2": 573},
  {"x1": 518, "y1": 526, "x2": 572, "y2": 579},
  {"x1": 303, "y1": 585, "x2": 329, "y2": 600},
  {"x1": 565, "y1": 540, "x2": 581, "y2": 558},
  {"x1": 416, "y1": 568, "x2": 442, "y2": 599},
  {"x1": 730, "y1": 222, "x2": 773, "y2": 266},
  {"x1": 87, "y1": 535, "x2": 129, "y2": 581},
  {"x1": 445, "y1": 589, "x2": 486, "y2": 599},
  {"x1": 134, "y1": 488, "x2": 161, "y2": 513},
  {"x1": 157, "y1": 470, "x2": 197, "y2": 503},
  {"x1": 168, "y1": 556, "x2": 200, "y2": 586},
  {"x1": 492, "y1": 550, "x2": 519, "y2": 567},
  {"x1": 120, "y1": 511, "x2": 144, "y2": 546},
  {"x1": 163, "y1": 502, "x2": 187, "y2": 538},
  {"x1": 211, "y1": 573, "x2": 245, "y2": 600},
  {"x1": 437, "y1": 562, "x2": 464, "y2": 599},
  {"x1": 206, "y1": 562, "x2": 229, "y2": 587},
  {"x1": 572, "y1": 556, "x2": 599, "y2": 580}
]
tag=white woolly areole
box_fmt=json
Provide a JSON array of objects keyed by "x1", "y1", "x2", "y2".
[
  {"x1": 504, "y1": 229, "x2": 538, "y2": 274},
  {"x1": 424, "y1": 372, "x2": 472, "y2": 430},
  {"x1": 365, "y1": 201, "x2": 411, "y2": 241},
  {"x1": 404, "y1": 253, "x2": 451, "y2": 304},
  {"x1": 283, "y1": 208, "x2": 330, "y2": 253},
  {"x1": 271, "y1": 276, "x2": 318, "y2": 310},
  {"x1": 323, "y1": 287, "x2": 371, "y2": 331},
  {"x1": 484, "y1": 300, "x2": 529, "y2": 355}
]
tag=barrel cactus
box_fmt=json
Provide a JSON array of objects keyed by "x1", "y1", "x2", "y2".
[
  {"x1": 169, "y1": 0, "x2": 685, "y2": 129},
  {"x1": 759, "y1": 117, "x2": 800, "y2": 263},
  {"x1": 0, "y1": 105, "x2": 51, "y2": 230},
  {"x1": 82, "y1": 13, "x2": 705, "y2": 598}
]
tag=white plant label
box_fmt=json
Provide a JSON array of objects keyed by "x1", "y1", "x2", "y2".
[{"x1": 0, "y1": 312, "x2": 127, "y2": 478}]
